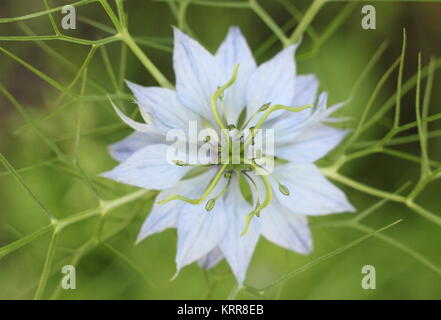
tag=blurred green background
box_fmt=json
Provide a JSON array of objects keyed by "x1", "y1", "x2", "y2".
[{"x1": 0, "y1": 0, "x2": 440, "y2": 299}]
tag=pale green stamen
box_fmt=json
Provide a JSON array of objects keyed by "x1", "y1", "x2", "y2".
[
  {"x1": 173, "y1": 160, "x2": 212, "y2": 167},
  {"x1": 205, "y1": 173, "x2": 232, "y2": 212},
  {"x1": 241, "y1": 166, "x2": 273, "y2": 236},
  {"x1": 210, "y1": 64, "x2": 239, "y2": 130},
  {"x1": 244, "y1": 104, "x2": 312, "y2": 147},
  {"x1": 241, "y1": 102, "x2": 271, "y2": 130},
  {"x1": 254, "y1": 163, "x2": 290, "y2": 196},
  {"x1": 242, "y1": 171, "x2": 261, "y2": 206},
  {"x1": 158, "y1": 164, "x2": 227, "y2": 205}
]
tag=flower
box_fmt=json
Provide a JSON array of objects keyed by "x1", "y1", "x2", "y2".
[{"x1": 101, "y1": 26, "x2": 355, "y2": 284}]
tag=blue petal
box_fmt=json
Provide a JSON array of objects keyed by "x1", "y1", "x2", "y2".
[
  {"x1": 197, "y1": 247, "x2": 224, "y2": 270},
  {"x1": 261, "y1": 198, "x2": 312, "y2": 254},
  {"x1": 219, "y1": 176, "x2": 260, "y2": 284},
  {"x1": 245, "y1": 44, "x2": 298, "y2": 121},
  {"x1": 173, "y1": 28, "x2": 226, "y2": 125},
  {"x1": 137, "y1": 170, "x2": 214, "y2": 243},
  {"x1": 175, "y1": 169, "x2": 229, "y2": 271},
  {"x1": 110, "y1": 99, "x2": 161, "y2": 134},
  {"x1": 215, "y1": 26, "x2": 256, "y2": 125},
  {"x1": 292, "y1": 74, "x2": 319, "y2": 107},
  {"x1": 109, "y1": 132, "x2": 165, "y2": 162},
  {"x1": 273, "y1": 163, "x2": 355, "y2": 215},
  {"x1": 126, "y1": 82, "x2": 198, "y2": 131},
  {"x1": 101, "y1": 144, "x2": 191, "y2": 190},
  {"x1": 274, "y1": 125, "x2": 349, "y2": 163}
]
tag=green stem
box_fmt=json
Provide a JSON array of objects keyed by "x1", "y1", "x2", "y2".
[
  {"x1": 249, "y1": 0, "x2": 288, "y2": 46},
  {"x1": 120, "y1": 30, "x2": 173, "y2": 89},
  {"x1": 288, "y1": 0, "x2": 326, "y2": 45},
  {"x1": 34, "y1": 228, "x2": 60, "y2": 300},
  {"x1": 322, "y1": 168, "x2": 406, "y2": 203}
]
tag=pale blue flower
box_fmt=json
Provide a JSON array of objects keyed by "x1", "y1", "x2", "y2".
[{"x1": 101, "y1": 27, "x2": 355, "y2": 284}]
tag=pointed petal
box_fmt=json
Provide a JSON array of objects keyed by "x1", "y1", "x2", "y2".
[
  {"x1": 173, "y1": 28, "x2": 225, "y2": 125},
  {"x1": 197, "y1": 247, "x2": 224, "y2": 270},
  {"x1": 245, "y1": 44, "x2": 298, "y2": 119},
  {"x1": 219, "y1": 176, "x2": 260, "y2": 284},
  {"x1": 261, "y1": 199, "x2": 312, "y2": 254},
  {"x1": 271, "y1": 91, "x2": 349, "y2": 158},
  {"x1": 175, "y1": 201, "x2": 227, "y2": 271},
  {"x1": 268, "y1": 74, "x2": 318, "y2": 131},
  {"x1": 292, "y1": 74, "x2": 319, "y2": 107},
  {"x1": 175, "y1": 169, "x2": 229, "y2": 270},
  {"x1": 109, "y1": 132, "x2": 165, "y2": 162},
  {"x1": 126, "y1": 82, "x2": 198, "y2": 131},
  {"x1": 101, "y1": 144, "x2": 191, "y2": 190},
  {"x1": 215, "y1": 26, "x2": 256, "y2": 125},
  {"x1": 137, "y1": 170, "x2": 214, "y2": 243},
  {"x1": 273, "y1": 163, "x2": 355, "y2": 215},
  {"x1": 275, "y1": 125, "x2": 349, "y2": 163},
  {"x1": 110, "y1": 99, "x2": 162, "y2": 134},
  {"x1": 271, "y1": 88, "x2": 325, "y2": 138}
]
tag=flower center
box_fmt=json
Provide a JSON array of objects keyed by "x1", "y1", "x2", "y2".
[{"x1": 160, "y1": 65, "x2": 312, "y2": 235}]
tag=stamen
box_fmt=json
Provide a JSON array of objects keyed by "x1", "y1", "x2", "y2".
[
  {"x1": 205, "y1": 199, "x2": 216, "y2": 211},
  {"x1": 174, "y1": 160, "x2": 186, "y2": 166},
  {"x1": 205, "y1": 173, "x2": 232, "y2": 212},
  {"x1": 254, "y1": 163, "x2": 290, "y2": 196},
  {"x1": 210, "y1": 64, "x2": 240, "y2": 130},
  {"x1": 242, "y1": 171, "x2": 261, "y2": 208},
  {"x1": 241, "y1": 211, "x2": 256, "y2": 236},
  {"x1": 240, "y1": 172, "x2": 261, "y2": 236},
  {"x1": 240, "y1": 168, "x2": 273, "y2": 236},
  {"x1": 253, "y1": 168, "x2": 273, "y2": 214},
  {"x1": 278, "y1": 184, "x2": 290, "y2": 196},
  {"x1": 244, "y1": 104, "x2": 312, "y2": 147},
  {"x1": 258, "y1": 102, "x2": 271, "y2": 112},
  {"x1": 158, "y1": 164, "x2": 227, "y2": 205},
  {"x1": 173, "y1": 160, "x2": 212, "y2": 167},
  {"x1": 241, "y1": 102, "x2": 271, "y2": 130}
]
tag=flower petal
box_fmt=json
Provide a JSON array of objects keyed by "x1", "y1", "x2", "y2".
[
  {"x1": 215, "y1": 26, "x2": 256, "y2": 125},
  {"x1": 137, "y1": 170, "x2": 214, "y2": 243},
  {"x1": 173, "y1": 28, "x2": 225, "y2": 125},
  {"x1": 101, "y1": 144, "x2": 191, "y2": 190},
  {"x1": 274, "y1": 124, "x2": 349, "y2": 163},
  {"x1": 260, "y1": 198, "x2": 312, "y2": 254},
  {"x1": 219, "y1": 176, "x2": 260, "y2": 284},
  {"x1": 273, "y1": 163, "x2": 355, "y2": 215},
  {"x1": 110, "y1": 99, "x2": 162, "y2": 134},
  {"x1": 126, "y1": 82, "x2": 198, "y2": 131},
  {"x1": 292, "y1": 74, "x2": 319, "y2": 107},
  {"x1": 175, "y1": 202, "x2": 227, "y2": 272},
  {"x1": 175, "y1": 169, "x2": 229, "y2": 271},
  {"x1": 197, "y1": 247, "x2": 224, "y2": 270},
  {"x1": 245, "y1": 44, "x2": 298, "y2": 120},
  {"x1": 268, "y1": 74, "x2": 319, "y2": 132},
  {"x1": 109, "y1": 132, "x2": 165, "y2": 162}
]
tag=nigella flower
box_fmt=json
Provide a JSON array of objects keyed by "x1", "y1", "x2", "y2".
[{"x1": 101, "y1": 27, "x2": 355, "y2": 284}]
